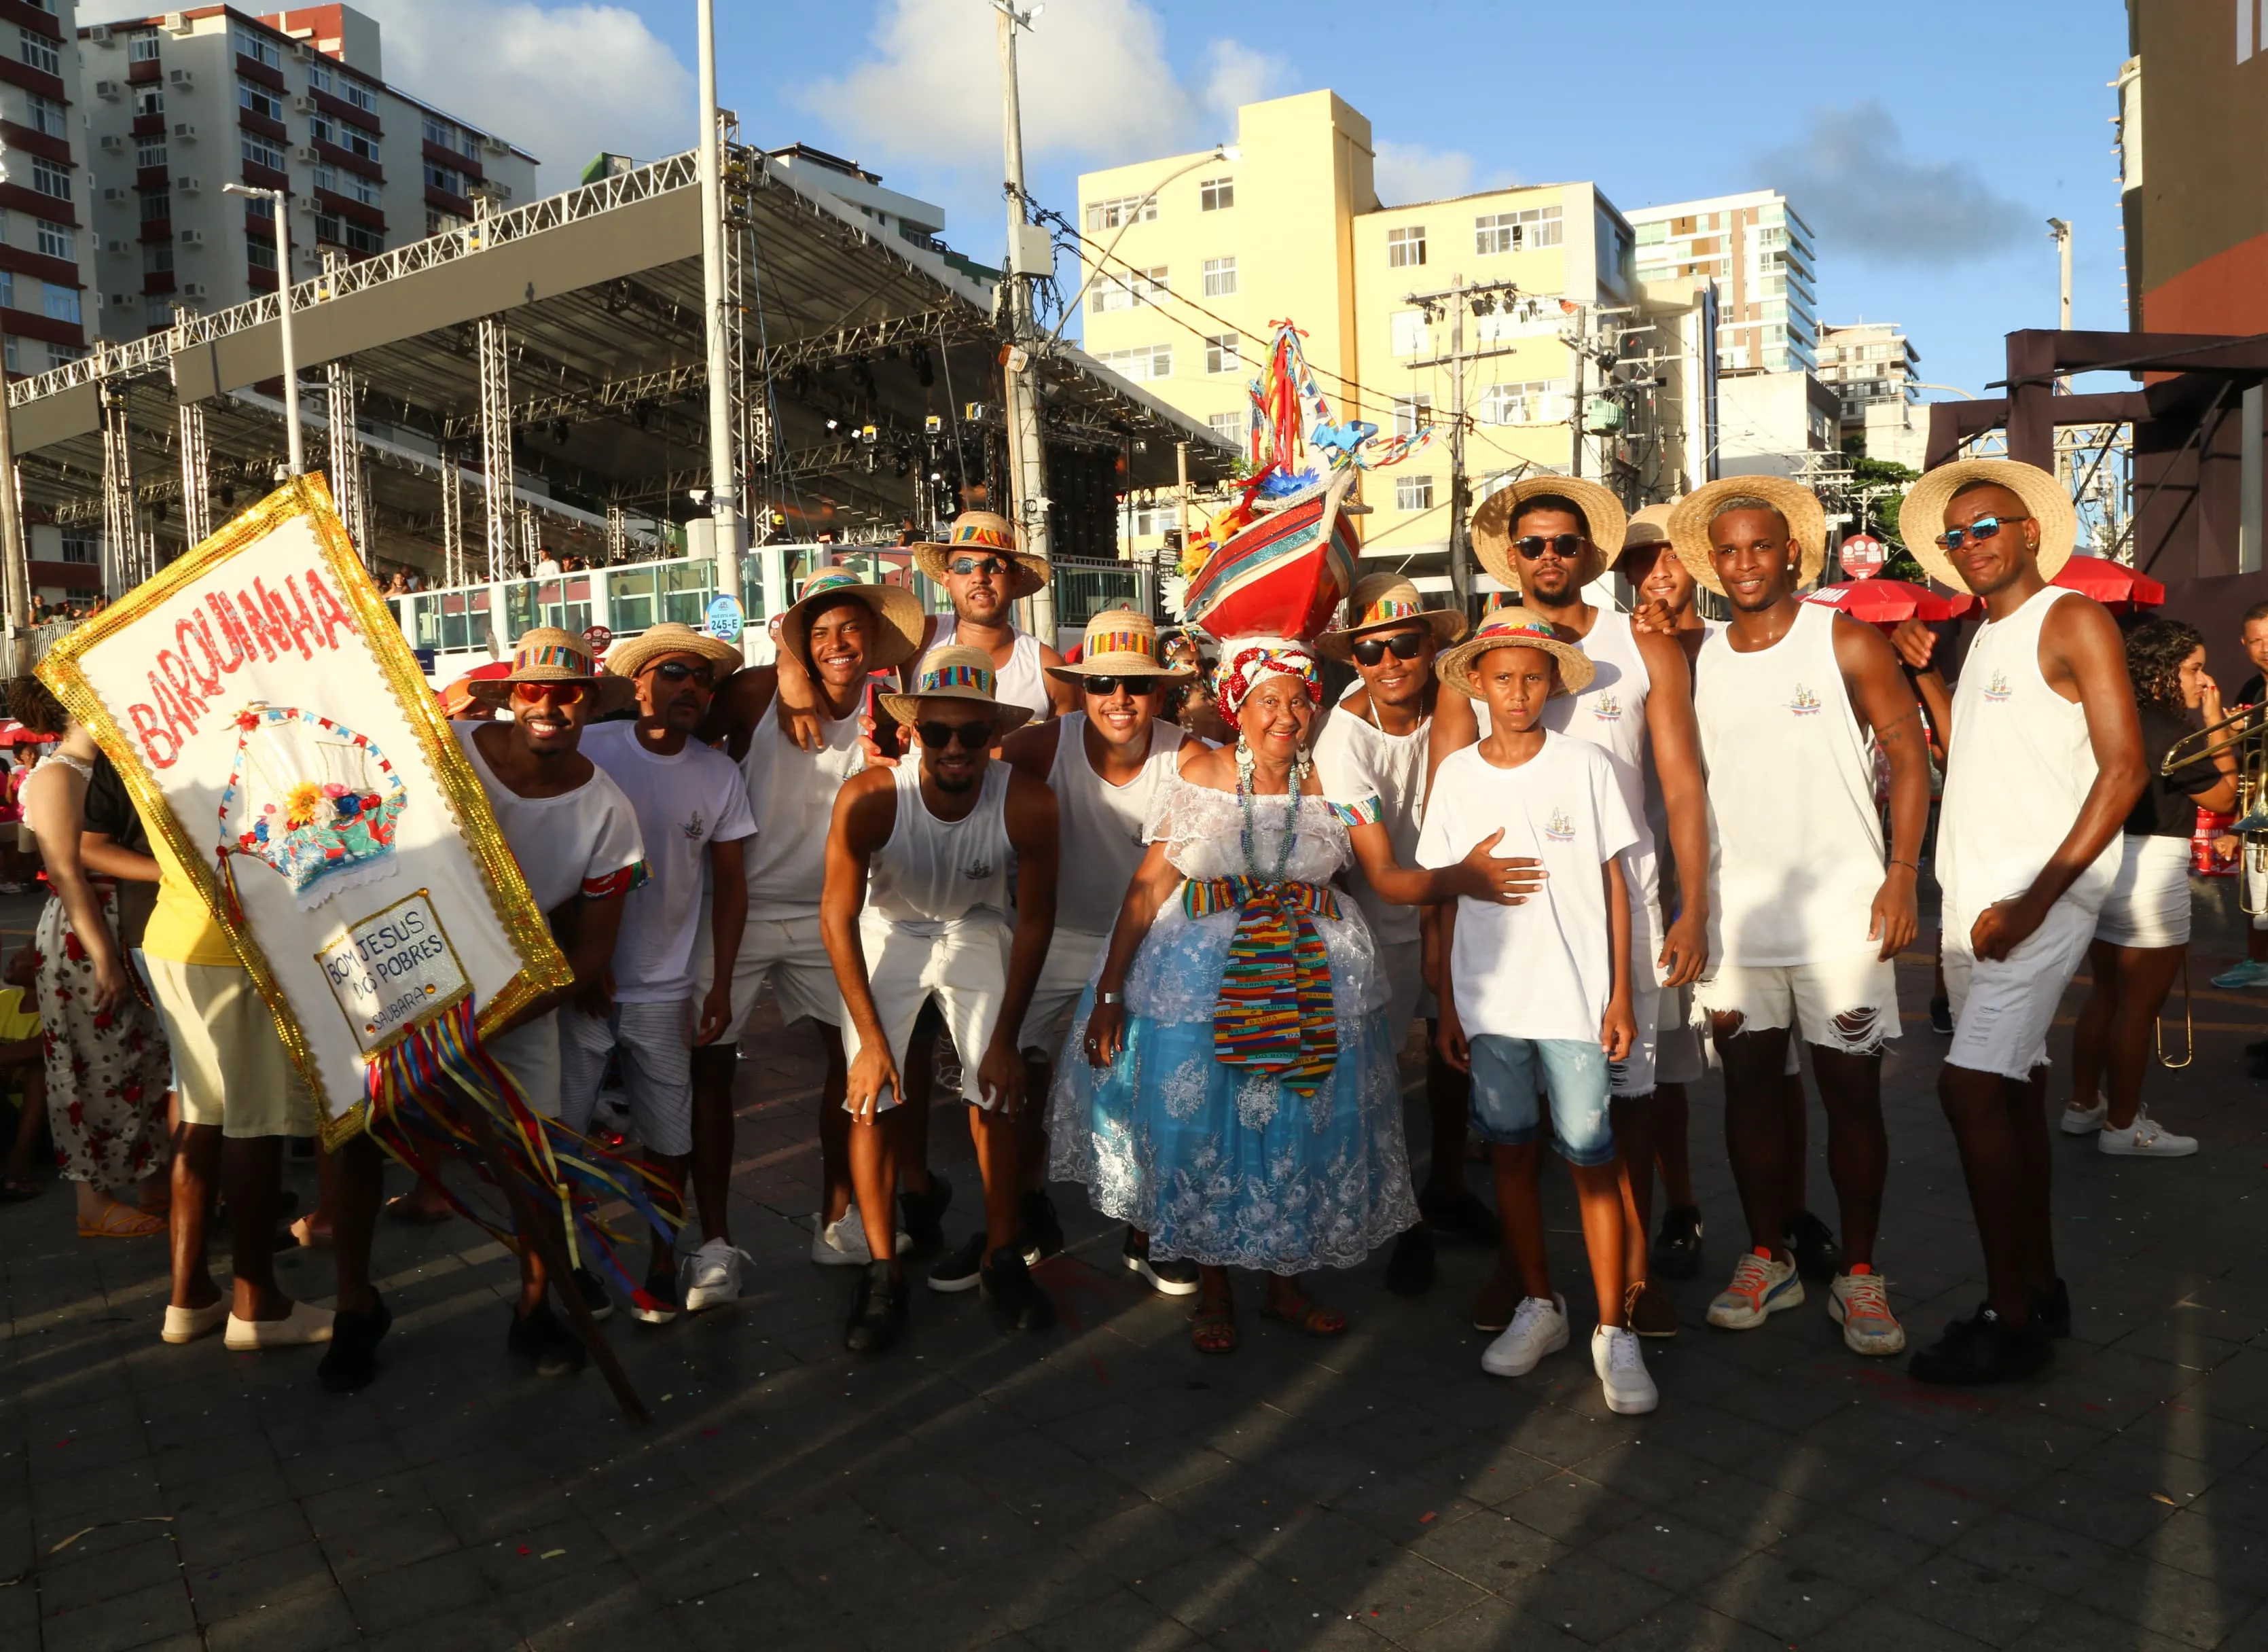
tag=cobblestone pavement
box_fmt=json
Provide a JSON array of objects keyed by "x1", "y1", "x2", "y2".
[{"x1": 7, "y1": 886, "x2": 2268, "y2": 1651}]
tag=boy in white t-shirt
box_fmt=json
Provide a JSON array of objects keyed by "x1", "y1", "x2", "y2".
[{"x1": 1416, "y1": 614, "x2": 1655, "y2": 1416}]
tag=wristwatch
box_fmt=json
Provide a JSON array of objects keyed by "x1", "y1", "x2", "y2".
[{"x1": 1097, "y1": 990, "x2": 1123, "y2": 1005}]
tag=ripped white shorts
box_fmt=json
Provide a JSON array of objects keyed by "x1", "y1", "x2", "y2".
[{"x1": 1694, "y1": 950, "x2": 1901, "y2": 1056}]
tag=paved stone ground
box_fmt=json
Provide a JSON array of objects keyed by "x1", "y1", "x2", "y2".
[{"x1": 7, "y1": 882, "x2": 2268, "y2": 1651}]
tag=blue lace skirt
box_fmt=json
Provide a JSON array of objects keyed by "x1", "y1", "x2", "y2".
[{"x1": 1047, "y1": 978, "x2": 1418, "y2": 1275}]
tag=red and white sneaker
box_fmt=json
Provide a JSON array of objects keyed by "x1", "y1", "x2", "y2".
[
  {"x1": 1828, "y1": 1265, "x2": 1905, "y2": 1355},
  {"x1": 1706, "y1": 1246, "x2": 1803, "y2": 1330}
]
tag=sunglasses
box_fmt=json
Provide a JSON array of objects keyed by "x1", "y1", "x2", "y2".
[
  {"x1": 1512, "y1": 533, "x2": 1587, "y2": 560},
  {"x1": 948, "y1": 555, "x2": 1013, "y2": 578},
  {"x1": 1083, "y1": 675, "x2": 1159, "y2": 697},
  {"x1": 1934, "y1": 514, "x2": 2032, "y2": 552},
  {"x1": 1351, "y1": 631, "x2": 1428, "y2": 666},
  {"x1": 646, "y1": 660, "x2": 714, "y2": 687},
  {"x1": 511, "y1": 681, "x2": 587, "y2": 707},
  {"x1": 916, "y1": 719, "x2": 994, "y2": 751}
]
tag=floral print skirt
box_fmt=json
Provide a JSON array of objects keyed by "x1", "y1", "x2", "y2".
[{"x1": 36, "y1": 894, "x2": 171, "y2": 1187}]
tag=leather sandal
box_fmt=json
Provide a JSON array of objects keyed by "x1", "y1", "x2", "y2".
[
  {"x1": 77, "y1": 1201, "x2": 165, "y2": 1239},
  {"x1": 1259, "y1": 1289, "x2": 1348, "y2": 1337},
  {"x1": 1190, "y1": 1299, "x2": 1237, "y2": 1354}
]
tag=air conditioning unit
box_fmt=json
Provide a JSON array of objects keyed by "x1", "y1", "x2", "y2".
[
  {"x1": 106, "y1": 239, "x2": 130, "y2": 254},
  {"x1": 177, "y1": 228, "x2": 204, "y2": 247},
  {"x1": 162, "y1": 12, "x2": 190, "y2": 32},
  {"x1": 109, "y1": 292, "x2": 129, "y2": 307},
  {"x1": 166, "y1": 69, "x2": 192, "y2": 89},
  {"x1": 98, "y1": 134, "x2": 124, "y2": 152},
  {"x1": 293, "y1": 196, "x2": 314, "y2": 214},
  {"x1": 92, "y1": 78, "x2": 121, "y2": 100},
  {"x1": 291, "y1": 95, "x2": 314, "y2": 115},
  {"x1": 174, "y1": 175, "x2": 200, "y2": 194},
  {"x1": 87, "y1": 24, "x2": 113, "y2": 45},
  {"x1": 171, "y1": 122, "x2": 196, "y2": 141},
  {"x1": 180, "y1": 282, "x2": 207, "y2": 299},
  {"x1": 293, "y1": 146, "x2": 317, "y2": 165},
  {"x1": 101, "y1": 187, "x2": 128, "y2": 204}
]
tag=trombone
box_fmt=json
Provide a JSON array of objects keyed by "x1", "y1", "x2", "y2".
[{"x1": 2157, "y1": 701, "x2": 2268, "y2": 1068}]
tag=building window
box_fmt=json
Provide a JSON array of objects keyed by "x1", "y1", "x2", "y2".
[
  {"x1": 1202, "y1": 256, "x2": 1236, "y2": 298},
  {"x1": 41, "y1": 282, "x2": 77, "y2": 325},
  {"x1": 238, "y1": 79, "x2": 285, "y2": 122},
  {"x1": 17, "y1": 29, "x2": 58, "y2": 78},
  {"x1": 1090, "y1": 266, "x2": 1166, "y2": 313},
  {"x1": 343, "y1": 81, "x2": 377, "y2": 113},
  {"x1": 1204, "y1": 333, "x2": 1239, "y2": 374},
  {"x1": 310, "y1": 113, "x2": 334, "y2": 146},
  {"x1": 422, "y1": 115, "x2": 457, "y2": 149},
  {"x1": 247, "y1": 234, "x2": 276, "y2": 271},
  {"x1": 60, "y1": 528, "x2": 96, "y2": 564},
  {"x1": 1084, "y1": 194, "x2": 1156, "y2": 232},
  {"x1": 29, "y1": 157, "x2": 67, "y2": 204},
  {"x1": 1390, "y1": 309, "x2": 1429, "y2": 358},
  {"x1": 1475, "y1": 380, "x2": 1571, "y2": 426},
  {"x1": 340, "y1": 125, "x2": 378, "y2": 162},
  {"x1": 128, "y1": 32, "x2": 161, "y2": 62},
  {"x1": 1128, "y1": 503, "x2": 1174, "y2": 538},
  {"x1": 140, "y1": 190, "x2": 171, "y2": 221},
  {"x1": 144, "y1": 295, "x2": 177, "y2": 329},
  {"x1": 136, "y1": 139, "x2": 167, "y2": 170},
  {"x1": 1394, "y1": 473, "x2": 1434, "y2": 511},
  {"x1": 35, "y1": 219, "x2": 70, "y2": 260},
  {"x1": 1208, "y1": 410, "x2": 1243, "y2": 444},
  {"x1": 242, "y1": 136, "x2": 287, "y2": 173},
  {"x1": 343, "y1": 221, "x2": 382, "y2": 256},
  {"x1": 132, "y1": 87, "x2": 163, "y2": 118},
  {"x1": 232, "y1": 24, "x2": 282, "y2": 69},
  {"x1": 1094, "y1": 343, "x2": 1172, "y2": 382},
  {"x1": 1474, "y1": 204, "x2": 1562, "y2": 254},
  {"x1": 1392, "y1": 395, "x2": 1433, "y2": 439},
  {"x1": 0, "y1": 270, "x2": 13, "y2": 310},
  {"x1": 307, "y1": 61, "x2": 331, "y2": 94},
  {"x1": 1198, "y1": 176, "x2": 1234, "y2": 212},
  {"x1": 26, "y1": 92, "x2": 64, "y2": 138},
  {"x1": 425, "y1": 161, "x2": 464, "y2": 196},
  {"x1": 1387, "y1": 225, "x2": 1426, "y2": 268},
  {"x1": 143, "y1": 241, "x2": 172, "y2": 274}
]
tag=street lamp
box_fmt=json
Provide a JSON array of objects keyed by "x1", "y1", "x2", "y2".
[{"x1": 222, "y1": 181, "x2": 302, "y2": 475}]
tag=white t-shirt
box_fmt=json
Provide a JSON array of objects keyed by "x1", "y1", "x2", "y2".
[
  {"x1": 1416, "y1": 732, "x2": 1638, "y2": 1043},
  {"x1": 579, "y1": 719, "x2": 757, "y2": 1002},
  {"x1": 1313, "y1": 698, "x2": 1428, "y2": 948},
  {"x1": 450, "y1": 722, "x2": 647, "y2": 923}
]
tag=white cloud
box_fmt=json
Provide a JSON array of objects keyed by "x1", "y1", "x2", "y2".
[
  {"x1": 1201, "y1": 38, "x2": 1291, "y2": 124},
  {"x1": 348, "y1": 0, "x2": 694, "y2": 192},
  {"x1": 1759, "y1": 101, "x2": 2030, "y2": 264},
  {"x1": 1373, "y1": 140, "x2": 1500, "y2": 206}
]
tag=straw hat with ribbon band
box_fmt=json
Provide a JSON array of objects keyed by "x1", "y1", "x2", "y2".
[
  {"x1": 1314, "y1": 573, "x2": 1469, "y2": 662},
  {"x1": 468, "y1": 627, "x2": 636, "y2": 715},
  {"x1": 1666, "y1": 476, "x2": 1829, "y2": 597},
  {"x1": 778, "y1": 568, "x2": 924, "y2": 675},
  {"x1": 1435, "y1": 612, "x2": 1597, "y2": 701},
  {"x1": 1901, "y1": 459, "x2": 2077, "y2": 592},
  {"x1": 602, "y1": 620, "x2": 744, "y2": 683},
  {"x1": 1471, "y1": 475, "x2": 1628, "y2": 592},
  {"x1": 909, "y1": 510, "x2": 1051, "y2": 600},
  {"x1": 1045, "y1": 608, "x2": 1193, "y2": 683},
  {"x1": 879, "y1": 644, "x2": 1037, "y2": 737}
]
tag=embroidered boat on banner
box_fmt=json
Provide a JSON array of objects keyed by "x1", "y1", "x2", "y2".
[{"x1": 217, "y1": 703, "x2": 408, "y2": 910}]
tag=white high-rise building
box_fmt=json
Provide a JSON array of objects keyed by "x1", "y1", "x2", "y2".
[{"x1": 1626, "y1": 190, "x2": 1817, "y2": 376}]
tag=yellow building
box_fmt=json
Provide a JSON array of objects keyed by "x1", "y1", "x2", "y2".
[{"x1": 1077, "y1": 89, "x2": 1646, "y2": 581}]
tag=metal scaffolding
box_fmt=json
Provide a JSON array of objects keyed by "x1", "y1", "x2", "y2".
[
  {"x1": 477, "y1": 317, "x2": 514, "y2": 580},
  {"x1": 177, "y1": 399, "x2": 212, "y2": 547},
  {"x1": 439, "y1": 445, "x2": 465, "y2": 587},
  {"x1": 605, "y1": 500, "x2": 626, "y2": 564},
  {"x1": 325, "y1": 359, "x2": 365, "y2": 562},
  {"x1": 101, "y1": 382, "x2": 143, "y2": 597}
]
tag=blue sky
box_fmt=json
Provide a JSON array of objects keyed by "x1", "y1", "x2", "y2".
[{"x1": 348, "y1": 0, "x2": 2136, "y2": 410}]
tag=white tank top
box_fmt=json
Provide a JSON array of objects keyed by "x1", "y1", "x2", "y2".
[
  {"x1": 1694, "y1": 601, "x2": 1885, "y2": 966},
  {"x1": 740, "y1": 701, "x2": 865, "y2": 920},
  {"x1": 1939, "y1": 585, "x2": 2118, "y2": 928},
  {"x1": 1047, "y1": 712, "x2": 1184, "y2": 936},
  {"x1": 865, "y1": 759, "x2": 1012, "y2": 935},
  {"x1": 929, "y1": 616, "x2": 1052, "y2": 721},
  {"x1": 1542, "y1": 608, "x2": 1661, "y2": 948}
]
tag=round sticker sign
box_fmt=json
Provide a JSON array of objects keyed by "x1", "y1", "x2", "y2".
[
  {"x1": 705, "y1": 594, "x2": 744, "y2": 645},
  {"x1": 1841, "y1": 533, "x2": 1886, "y2": 581},
  {"x1": 581, "y1": 624, "x2": 612, "y2": 658}
]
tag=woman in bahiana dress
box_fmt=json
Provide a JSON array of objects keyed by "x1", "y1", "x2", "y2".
[{"x1": 1050, "y1": 641, "x2": 1416, "y2": 1352}]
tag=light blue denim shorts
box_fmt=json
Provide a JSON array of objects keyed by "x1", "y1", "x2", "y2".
[{"x1": 1467, "y1": 1034, "x2": 1615, "y2": 1166}]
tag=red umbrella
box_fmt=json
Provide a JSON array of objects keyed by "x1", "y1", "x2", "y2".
[
  {"x1": 2053, "y1": 554, "x2": 2165, "y2": 613},
  {"x1": 1803, "y1": 579, "x2": 1974, "y2": 626}
]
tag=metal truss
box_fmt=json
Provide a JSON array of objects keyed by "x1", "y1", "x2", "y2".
[
  {"x1": 177, "y1": 400, "x2": 211, "y2": 545},
  {"x1": 325, "y1": 360, "x2": 365, "y2": 561},
  {"x1": 509, "y1": 361, "x2": 708, "y2": 431},
  {"x1": 757, "y1": 308, "x2": 993, "y2": 378},
  {"x1": 605, "y1": 501, "x2": 627, "y2": 564},
  {"x1": 439, "y1": 446, "x2": 465, "y2": 586},
  {"x1": 478, "y1": 317, "x2": 514, "y2": 581},
  {"x1": 100, "y1": 385, "x2": 147, "y2": 596}
]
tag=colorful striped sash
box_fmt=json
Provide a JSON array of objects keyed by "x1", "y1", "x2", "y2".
[{"x1": 1182, "y1": 876, "x2": 1342, "y2": 1099}]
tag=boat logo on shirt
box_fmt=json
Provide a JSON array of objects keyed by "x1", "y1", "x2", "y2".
[
  {"x1": 962, "y1": 858, "x2": 995, "y2": 880},
  {"x1": 1590, "y1": 692, "x2": 1622, "y2": 723},
  {"x1": 680, "y1": 808, "x2": 708, "y2": 841},
  {"x1": 1983, "y1": 669, "x2": 2013, "y2": 704},
  {"x1": 1786, "y1": 684, "x2": 1822, "y2": 717},
  {"x1": 1545, "y1": 808, "x2": 1575, "y2": 843}
]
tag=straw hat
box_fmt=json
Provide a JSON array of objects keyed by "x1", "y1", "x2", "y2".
[
  {"x1": 602, "y1": 620, "x2": 744, "y2": 683},
  {"x1": 1045, "y1": 608, "x2": 1193, "y2": 683},
  {"x1": 1471, "y1": 475, "x2": 1627, "y2": 592},
  {"x1": 467, "y1": 628, "x2": 636, "y2": 715},
  {"x1": 878, "y1": 644, "x2": 1037, "y2": 736},
  {"x1": 1434, "y1": 612, "x2": 1596, "y2": 700},
  {"x1": 1314, "y1": 573, "x2": 1469, "y2": 662},
  {"x1": 909, "y1": 510, "x2": 1051, "y2": 600},
  {"x1": 778, "y1": 568, "x2": 924, "y2": 675},
  {"x1": 1666, "y1": 476, "x2": 1829, "y2": 597},
  {"x1": 1901, "y1": 459, "x2": 2076, "y2": 591}
]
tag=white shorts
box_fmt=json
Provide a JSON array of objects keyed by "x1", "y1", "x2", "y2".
[
  {"x1": 144, "y1": 956, "x2": 314, "y2": 1139},
  {"x1": 1696, "y1": 951, "x2": 1901, "y2": 1056},
  {"x1": 1608, "y1": 971, "x2": 1663, "y2": 1099},
  {"x1": 2094, "y1": 834, "x2": 2192, "y2": 950},
  {"x1": 488, "y1": 1011, "x2": 563, "y2": 1119},
  {"x1": 558, "y1": 999, "x2": 696, "y2": 1156},
  {"x1": 1943, "y1": 895, "x2": 2097, "y2": 1081},
  {"x1": 693, "y1": 909, "x2": 842, "y2": 1043},
  {"x1": 1655, "y1": 984, "x2": 1707, "y2": 1087},
  {"x1": 1020, "y1": 927, "x2": 1105, "y2": 1060},
  {"x1": 848, "y1": 916, "x2": 1007, "y2": 1112}
]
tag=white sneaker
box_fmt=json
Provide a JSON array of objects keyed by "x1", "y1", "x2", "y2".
[
  {"x1": 2098, "y1": 1113, "x2": 2198, "y2": 1157},
  {"x1": 2061, "y1": 1093, "x2": 2108, "y2": 1134},
  {"x1": 1481, "y1": 1293, "x2": 1568, "y2": 1377},
  {"x1": 810, "y1": 1212, "x2": 913, "y2": 1266},
  {"x1": 1592, "y1": 1324, "x2": 1659, "y2": 1415},
  {"x1": 681, "y1": 1238, "x2": 751, "y2": 1311}
]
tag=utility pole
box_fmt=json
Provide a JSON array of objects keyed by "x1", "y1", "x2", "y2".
[
  {"x1": 994, "y1": 0, "x2": 1056, "y2": 644},
  {"x1": 1568, "y1": 302, "x2": 1588, "y2": 480},
  {"x1": 696, "y1": 0, "x2": 744, "y2": 613},
  {"x1": 2047, "y1": 217, "x2": 2073, "y2": 331},
  {"x1": 1407, "y1": 275, "x2": 1528, "y2": 616},
  {"x1": 225, "y1": 182, "x2": 301, "y2": 474}
]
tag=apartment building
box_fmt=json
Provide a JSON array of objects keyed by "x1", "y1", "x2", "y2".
[
  {"x1": 1817, "y1": 320, "x2": 1925, "y2": 469},
  {"x1": 1625, "y1": 190, "x2": 1816, "y2": 376},
  {"x1": 75, "y1": 4, "x2": 536, "y2": 341},
  {"x1": 1075, "y1": 89, "x2": 1643, "y2": 574}
]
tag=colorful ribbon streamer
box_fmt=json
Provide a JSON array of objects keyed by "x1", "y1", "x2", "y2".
[{"x1": 1182, "y1": 875, "x2": 1342, "y2": 1100}]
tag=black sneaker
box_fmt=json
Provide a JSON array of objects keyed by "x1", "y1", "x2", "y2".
[
  {"x1": 1384, "y1": 1225, "x2": 1435, "y2": 1296},
  {"x1": 2248, "y1": 1037, "x2": 2268, "y2": 1060},
  {"x1": 1653, "y1": 1206, "x2": 1704, "y2": 1280},
  {"x1": 844, "y1": 1261, "x2": 906, "y2": 1356},
  {"x1": 1784, "y1": 1210, "x2": 1842, "y2": 1284},
  {"x1": 1910, "y1": 1305, "x2": 2051, "y2": 1386},
  {"x1": 317, "y1": 1290, "x2": 391, "y2": 1393},
  {"x1": 571, "y1": 1266, "x2": 614, "y2": 1325},
  {"x1": 980, "y1": 1247, "x2": 1056, "y2": 1333},
  {"x1": 1418, "y1": 1186, "x2": 1500, "y2": 1246},
  {"x1": 2034, "y1": 1277, "x2": 2072, "y2": 1340},
  {"x1": 927, "y1": 1231, "x2": 985, "y2": 1294},
  {"x1": 630, "y1": 1269, "x2": 679, "y2": 1325},
  {"x1": 1020, "y1": 1189, "x2": 1065, "y2": 1263},
  {"x1": 507, "y1": 1301, "x2": 586, "y2": 1378},
  {"x1": 1122, "y1": 1229, "x2": 1200, "y2": 1296},
  {"x1": 1928, "y1": 996, "x2": 1954, "y2": 1036},
  {"x1": 899, "y1": 1174, "x2": 953, "y2": 1260}
]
